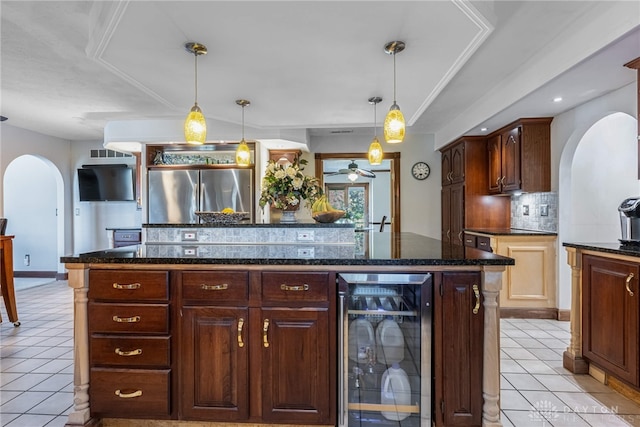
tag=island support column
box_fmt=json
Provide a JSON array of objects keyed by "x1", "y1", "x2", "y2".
[
  {"x1": 562, "y1": 247, "x2": 589, "y2": 374},
  {"x1": 65, "y1": 264, "x2": 94, "y2": 426},
  {"x1": 481, "y1": 266, "x2": 504, "y2": 427}
]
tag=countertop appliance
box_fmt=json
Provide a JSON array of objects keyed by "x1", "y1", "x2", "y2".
[
  {"x1": 619, "y1": 197, "x2": 640, "y2": 243},
  {"x1": 148, "y1": 168, "x2": 254, "y2": 224},
  {"x1": 337, "y1": 273, "x2": 432, "y2": 426}
]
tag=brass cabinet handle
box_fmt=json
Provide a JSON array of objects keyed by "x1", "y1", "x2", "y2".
[
  {"x1": 201, "y1": 283, "x2": 229, "y2": 291},
  {"x1": 115, "y1": 389, "x2": 142, "y2": 399},
  {"x1": 114, "y1": 348, "x2": 142, "y2": 357},
  {"x1": 113, "y1": 282, "x2": 141, "y2": 290},
  {"x1": 448, "y1": 171, "x2": 453, "y2": 181},
  {"x1": 500, "y1": 176, "x2": 506, "y2": 185},
  {"x1": 496, "y1": 177, "x2": 501, "y2": 186},
  {"x1": 237, "y1": 317, "x2": 245, "y2": 348},
  {"x1": 479, "y1": 242, "x2": 487, "y2": 247},
  {"x1": 446, "y1": 229, "x2": 450, "y2": 239},
  {"x1": 280, "y1": 284, "x2": 309, "y2": 292},
  {"x1": 472, "y1": 284, "x2": 480, "y2": 315},
  {"x1": 263, "y1": 318, "x2": 270, "y2": 348},
  {"x1": 112, "y1": 315, "x2": 141, "y2": 323},
  {"x1": 457, "y1": 231, "x2": 463, "y2": 242},
  {"x1": 626, "y1": 273, "x2": 635, "y2": 297}
]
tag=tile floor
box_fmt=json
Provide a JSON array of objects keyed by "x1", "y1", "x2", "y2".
[{"x1": 2, "y1": 281, "x2": 640, "y2": 426}]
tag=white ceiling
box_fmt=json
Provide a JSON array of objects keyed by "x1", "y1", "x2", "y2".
[{"x1": 1, "y1": 1, "x2": 639, "y2": 150}]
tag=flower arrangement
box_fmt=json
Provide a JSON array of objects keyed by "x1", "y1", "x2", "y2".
[{"x1": 259, "y1": 158, "x2": 323, "y2": 210}]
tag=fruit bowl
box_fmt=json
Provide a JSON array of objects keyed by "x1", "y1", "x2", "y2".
[
  {"x1": 312, "y1": 210, "x2": 346, "y2": 223},
  {"x1": 195, "y1": 211, "x2": 249, "y2": 224}
]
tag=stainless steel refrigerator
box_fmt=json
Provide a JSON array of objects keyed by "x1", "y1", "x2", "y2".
[{"x1": 148, "y1": 169, "x2": 254, "y2": 223}]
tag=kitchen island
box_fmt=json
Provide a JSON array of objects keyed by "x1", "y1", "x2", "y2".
[
  {"x1": 61, "y1": 229, "x2": 514, "y2": 427},
  {"x1": 563, "y1": 242, "x2": 640, "y2": 404}
]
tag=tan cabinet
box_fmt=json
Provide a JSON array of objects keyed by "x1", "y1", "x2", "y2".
[
  {"x1": 468, "y1": 232, "x2": 557, "y2": 315},
  {"x1": 487, "y1": 118, "x2": 552, "y2": 195}
]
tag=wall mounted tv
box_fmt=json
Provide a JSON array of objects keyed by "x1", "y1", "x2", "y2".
[{"x1": 78, "y1": 164, "x2": 135, "y2": 202}]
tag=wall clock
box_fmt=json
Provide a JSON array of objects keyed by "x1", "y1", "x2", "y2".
[{"x1": 411, "y1": 162, "x2": 430, "y2": 180}]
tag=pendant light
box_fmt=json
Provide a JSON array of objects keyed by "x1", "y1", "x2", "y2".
[
  {"x1": 383, "y1": 41, "x2": 406, "y2": 144},
  {"x1": 184, "y1": 42, "x2": 207, "y2": 145},
  {"x1": 368, "y1": 96, "x2": 383, "y2": 165},
  {"x1": 235, "y1": 99, "x2": 251, "y2": 166}
]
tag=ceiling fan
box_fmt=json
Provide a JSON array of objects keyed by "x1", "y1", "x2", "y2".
[{"x1": 326, "y1": 160, "x2": 376, "y2": 181}]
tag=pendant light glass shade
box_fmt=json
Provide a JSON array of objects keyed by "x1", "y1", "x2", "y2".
[
  {"x1": 367, "y1": 96, "x2": 383, "y2": 165},
  {"x1": 184, "y1": 43, "x2": 207, "y2": 145},
  {"x1": 235, "y1": 99, "x2": 251, "y2": 166},
  {"x1": 383, "y1": 41, "x2": 406, "y2": 144}
]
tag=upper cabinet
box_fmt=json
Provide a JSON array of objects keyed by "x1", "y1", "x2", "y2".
[
  {"x1": 441, "y1": 141, "x2": 465, "y2": 186},
  {"x1": 487, "y1": 118, "x2": 552, "y2": 195}
]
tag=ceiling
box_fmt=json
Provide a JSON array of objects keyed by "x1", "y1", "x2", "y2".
[{"x1": 1, "y1": 1, "x2": 639, "y2": 150}]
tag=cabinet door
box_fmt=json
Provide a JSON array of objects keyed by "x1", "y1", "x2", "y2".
[
  {"x1": 582, "y1": 255, "x2": 639, "y2": 386},
  {"x1": 441, "y1": 148, "x2": 453, "y2": 185},
  {"x1": 450, "y1": 143, "x2": 466, "y2": 184},
  {"x1": 181, "y1": 307, "x2": 249, "y2": 421},
  {"x1": 441, "y1": 186, "x2": 452, "y2": 257},
  {"x1": 450, "y1": 183, "x2": 465, "y2": 258},
  {"x1": 261, "y1": 308, "x2": 331, "y2": 424},
  {"x1": 500, "y1": 127, "x2": 521, "y2": 192},
  {"x1": 487, "y1": 134, "x2": 502, "y2": 194},
  {"x1": 437, "y1": 272, "x2": 483, "y2": 426}
]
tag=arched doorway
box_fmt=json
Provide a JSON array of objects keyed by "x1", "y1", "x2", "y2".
[
  {"x1": 3, "y1": 155, "x2": 65, "y2": 276},
  {"x1": 557, "y1": 112, "x2": 639, "y2": 309}
]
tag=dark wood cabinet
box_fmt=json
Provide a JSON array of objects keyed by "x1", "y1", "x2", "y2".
[
  {"x1": 179, "y1": 270, "x2": 335, "y2": 425},
  {"x1": 440, "y1": 137, "x2": 509, "y2": 257},
  {"x1": 582, "y1": 255, "x2": 639, "y2": 386},
  {"x1": 435, "y1": 272, "x2": 484, "y2": 426},
  {"x1": 487, "y1": 118, "x2": 552, "y2": 194}
]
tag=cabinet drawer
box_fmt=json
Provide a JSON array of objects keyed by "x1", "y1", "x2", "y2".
[
  {"x1": 89, "y1": 303, "x2": 169, "y2": 334},
  {"x1": 181, "y1": 271, "x2": 248, "y2": 302},
  {"x1": 89, "y1": 270, "x2": 169, "y2": 301},
  {"x1": 114, "y1": 230, "x2": 141, "y2": 242},
  {"x1": 463, "y1": 234, "x2": 477, "y2": 248},
  {"x1": 476, "y1": 236, "x2": 492, "y2": 252},
  {"x1": 262, "y1": 272, "x2": 329, "y2": 303},
  {"x1": 90, "y1": 368, "x2": 170, "y2": 417},
  {"x1": 91, "y1": 336, "x2": 170, "y2": 367}
]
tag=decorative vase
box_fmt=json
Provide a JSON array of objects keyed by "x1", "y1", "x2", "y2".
[{"x1": 278, "y1": 198, "x2": 300, "y2": 223}]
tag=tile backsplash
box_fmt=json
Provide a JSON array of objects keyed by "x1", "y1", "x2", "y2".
[{"x1": 510, "y1": 192, "x2": 558, "y2": 232}]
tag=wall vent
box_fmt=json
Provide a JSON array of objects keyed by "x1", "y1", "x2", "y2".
[{"x1": 90, "y1": 149, "x2": 132, "y2": 158}]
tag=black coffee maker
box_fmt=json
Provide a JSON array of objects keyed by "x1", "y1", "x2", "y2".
[{"x1": 619, "y1": 197, "x2": 640, "y2": 243}]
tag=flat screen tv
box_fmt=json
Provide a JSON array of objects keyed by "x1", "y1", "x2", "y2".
[{"x1": 78, "y1": 165, "x2": 135, "y2": 202}]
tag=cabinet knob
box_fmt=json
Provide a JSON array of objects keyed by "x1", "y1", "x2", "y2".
[{"x1": 626, "y1": 273, "x2": 635, "y2": 297}]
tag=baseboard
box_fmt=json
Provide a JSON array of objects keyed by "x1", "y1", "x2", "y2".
[
  {"x1": 500, "y1": 307, "x2": 559, "y2": 319},
  {"x1": 607, "y1": 375, "x2": 640, "y2": 407},
  {"x1": 14, "y1": 271, "x2": 57, "y2": 278},
  {"x1": 557, "y1": 309, "x2": 570, "y2": 321}
]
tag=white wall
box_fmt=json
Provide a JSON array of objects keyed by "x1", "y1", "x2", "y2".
[
  {"x1": 310, "y1": 132, "x2": 441, "y2": 238},
  {"x1": 71, "y1": 141, "x2": 141, "y2": 253},
  {"x1": 553, "y1": 82, "x2": 638, "y2": 310}
]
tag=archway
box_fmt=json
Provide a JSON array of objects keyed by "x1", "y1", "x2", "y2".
[
  {"x1": 557, "y1": 112, "x2": 639, "y2": 309},
  {"x1": 3, "y1": 155, "x2": 65, "y2": 276}
]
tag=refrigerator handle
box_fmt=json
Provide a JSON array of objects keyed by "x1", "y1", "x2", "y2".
[{"x1": 338, "y1": 291, "x2": 346, "y2": 427}]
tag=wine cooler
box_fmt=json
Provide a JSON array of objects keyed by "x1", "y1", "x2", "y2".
[{"x1": 337, "y1": 273, "x2": 432, "y2": 427}]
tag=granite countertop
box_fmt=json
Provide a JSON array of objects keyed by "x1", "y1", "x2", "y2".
[
  {"x1": 61, "y1": 232, "x2": 514, "y2": 266},
  {"x1": 465, "y1": 228, "x2": 557, "y2": 236},
  {"x1": 143, "y1": 222, "x2": 355, "y2": 229},
  {"x1": 563, "y1": 241, "x2": 640, "y2": 257}
]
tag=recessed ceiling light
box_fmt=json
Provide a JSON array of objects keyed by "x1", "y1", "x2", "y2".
[
  {"x1": 553, "y1": 97, "x2": 563, "y2": 103},
  {"x1": 480, "y1": 127, "x2": 488, "y2": 132}
]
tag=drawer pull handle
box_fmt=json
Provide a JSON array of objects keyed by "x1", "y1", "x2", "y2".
[
  {"x1": 479, "y1": 242, "x2": 487, "y2": 246},
  {"x1": 201, "y1": 283, "x2": 229, "y2": 291},
  {"x1": 626, "y1": 273, "x2": 635, "y2": 297},
  {"x1": 112, "y1": 315, "x2": 141, "y2": 323},
  {"x1": 280, "y1": 284, "x2": 309, "y2": 292},
  {"x1": 115, "y1": 348, "x2": 142, "y2": 357},
  {"x1": 263, "y1": 318, "x2": 270, "y2": 348},
  {"x1": 472, "y1": 284, "x2": 480, "y2": 315},
  {"x1": 113, "y1": 282, "x2": 141, "y2": 290},
  {"x1": 238, "y1": 317, "x2": 245, "y2": 348},
  {"x1": 115, "y1": 389, "x2": 143, "y2": 399}
]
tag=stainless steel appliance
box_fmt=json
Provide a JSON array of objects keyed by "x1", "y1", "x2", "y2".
[
  {"x1": 619, "y1": 197, "x2": 640, "y2": 243},
  {"x1": 148, "y1": 168, "x2": 254, "y2": 223},
  {"x1": 338, "y1": 273, "x2": 432, "y2": 426}
]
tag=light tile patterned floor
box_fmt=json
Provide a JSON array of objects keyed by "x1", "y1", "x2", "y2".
[{"x1": 2, "y1": 281, "x2": 640, "y2": 426}]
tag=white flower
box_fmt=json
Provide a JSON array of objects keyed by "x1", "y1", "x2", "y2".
[
  {"x1": 292, "y1": 177, "x2": 303, "y2": 189},
  {"x1": 289, "y1": 198, "x2": 300, "y2": 206},
  {"x1": 267, "y1": 163, "x2": 276, "y2": 173},
  {"x1": 274, "y1": 169, "x2": 286, "y2": 180},
  {"x1": 286, "y1": 166, "x2": 297, "y2": 178}
]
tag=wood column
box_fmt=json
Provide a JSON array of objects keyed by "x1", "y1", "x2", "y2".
[
  {"x1": 481, "y1": 266, "x2": 504, "y2": 427},
  {"x1": 562, "y1": 247, "x2": 589, "y2": 374},
  {"x1": 624, "y1": 57, "x2": 640, "y2": 179}
]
